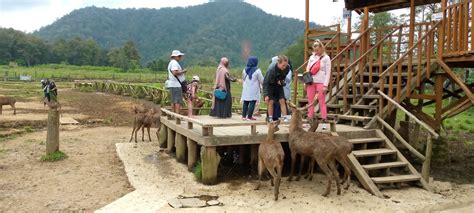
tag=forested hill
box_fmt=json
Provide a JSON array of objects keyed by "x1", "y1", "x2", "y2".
[{"x1": 34, "y1": 1, "x2": 310, "y2": 65}]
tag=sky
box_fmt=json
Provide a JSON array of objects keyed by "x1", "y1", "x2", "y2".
[{"x1": 0, "y1": 0, "x2": 359, "y2": 33}]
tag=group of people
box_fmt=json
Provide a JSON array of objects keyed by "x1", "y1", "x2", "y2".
[
  {"x1": 41, "y1": 78, "x2": 58, "y2": 106},
  {"x1": 166, "y1": 39, "x2": 331, "y2": 128}
]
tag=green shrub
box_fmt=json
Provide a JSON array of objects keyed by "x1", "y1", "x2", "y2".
[
  {"x1": 194, "y1": 161, "x2": 202, "y2": 182},
  {"x1": 40, "y1": 150, "x2": 67, "y2": 162}
]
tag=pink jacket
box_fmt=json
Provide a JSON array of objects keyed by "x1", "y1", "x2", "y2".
[{"x1": 306, "y1": 54, "x2": 331, "y2": 86}]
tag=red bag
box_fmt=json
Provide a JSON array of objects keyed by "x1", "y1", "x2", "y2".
[{"x1": 310, "y1": 59, "x2": 321, "y2": 75}]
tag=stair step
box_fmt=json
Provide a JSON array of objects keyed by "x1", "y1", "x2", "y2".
[
  {"x1": 362, "y1": 95, "x2": 380, "y2": 99},
  {"x1": 350, "y1": 104, "x2": 378, "y2": 110},
  {"x1": 371, "y1": 174, "x2": 420, "y2": 184},
  {"x1": 330, "y1": 114, "x2": 372, "y2": 121},
  {"x1": 355, "y1": 83, "x2": 390, "y2": 88},
  {"x1": 348, "y1": 137, "x2": 385, "y2": 144},
  {"x1": 352, "y1": 148, "x2": 397, "y2": 157},
  {"x1": 327, "y1": 104, "x2": 343, "y2": 108},
  {"x1": 362, "y1": 162, "x2": 408, "y2": 170}
]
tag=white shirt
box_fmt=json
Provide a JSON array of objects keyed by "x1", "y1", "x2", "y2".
[
  {"x1": 241, "y1": 68, "x2": 264, "y2": 101},
  {"x1": 167, "y1": 59, "x2": 184, "y2": 88}
]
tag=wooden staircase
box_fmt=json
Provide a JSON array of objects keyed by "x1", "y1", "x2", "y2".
[{"x1": 338, "y1": 129, "x2": 429, "y2": 197}]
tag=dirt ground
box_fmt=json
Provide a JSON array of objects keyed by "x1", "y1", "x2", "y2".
[
  {"x1": 1, "y1": 82, "x2": 473, "y2": 212},
  {"x1": 0, "y1": 83, "x2": 151, "y2": 212}
]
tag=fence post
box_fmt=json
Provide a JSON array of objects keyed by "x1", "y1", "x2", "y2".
[
  {"x1": 46, "y1": 108, "x2": 60, "y2": 154},
  {"x1": 421, "y1": 134, "x2": 433, "y2": 182},
  {"x1": 3, "y1": 71, "x2": 7, "y2": 82}
]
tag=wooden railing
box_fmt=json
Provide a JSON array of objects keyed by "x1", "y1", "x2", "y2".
[{"x1": 442, "y1": 1, "x2": 473, "y2": 56}]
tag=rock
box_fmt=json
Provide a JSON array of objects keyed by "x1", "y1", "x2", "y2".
[
  {"x1": 392, "y1": 200, "x2": 400, "y2": 203},
  {"x1": 207, "y1": 200, "x2": 220, "y2": 206},
  {"x1": 179, "y1": 198, "x2": 206, "y2": 208},
  {"x1": 168, "y1": 198, "x2": 183, "y2": 208}
]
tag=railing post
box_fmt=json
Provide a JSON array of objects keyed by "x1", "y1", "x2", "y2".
[
  {"x1": 438, "y1": 0, "x2": 447, "y2": 58},
  {"x1": 421, "y1": 134, "x2": 433, "y2": 182}
]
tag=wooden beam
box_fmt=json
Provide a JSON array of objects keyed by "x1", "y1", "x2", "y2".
[
  {"x1": 437, "y1": 58, "x2": 474, "y2": 103},
  {"x1": 444, "y1": 99, "x2": 472, "y2": 119},
  {"x1": 438, "y1": 0, "x2": 447, "y2": 58},
  {"x1": 421, "y1": 134, "x2": 433, "y2": 182},
  {"x1": 378, "y1": 90, "x2": 440, "y2": 138},
  {"x1": 409, "y1": 94, "x2": 436, "y2": 100},
  {"x1": 441, "y1": 95, "x2": 469, "y2": 114},
  {"x1": 406, "y1": 0, "x2": 416, "y2": 98},
  {"x1": 347, "y1": 154, "x2": 384, "y2": 198},
  {"x1": 375, "y1": 116, "x2": 426, "y2": 161}
]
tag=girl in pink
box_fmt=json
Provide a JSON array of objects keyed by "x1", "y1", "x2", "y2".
[{"x1": 305, "y1": 40, "x2": 331, "y2": 129}]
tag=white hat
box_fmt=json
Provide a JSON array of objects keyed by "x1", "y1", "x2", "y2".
[
  {"x1": 192, "y1": 75, "x2": 200, "y2": 81},
  {"x1": 171, "y1": 50, "x2": 185, "y2": 57}
]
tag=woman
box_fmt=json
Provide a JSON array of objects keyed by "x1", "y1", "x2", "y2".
[
  {"x1": 241, "y1": 56, "x2": 264, "y2": 120},
  {"x1": 210, "y1": 57, "x2": 239, "y2": 118},
  {"x1": 305, "y1": 40, "x2": 331, "y2": 129}
]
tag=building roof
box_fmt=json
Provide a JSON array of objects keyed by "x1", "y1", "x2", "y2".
[{"x1": 344, "y1": 0, "x2": 441, "y2": 13}]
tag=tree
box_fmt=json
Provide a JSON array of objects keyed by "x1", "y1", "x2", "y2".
[{"x1": 146, "y1": 58, "x2": 167, "y2": 72}]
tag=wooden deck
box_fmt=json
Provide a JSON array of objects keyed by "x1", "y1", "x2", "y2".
[{"x1": 158, "y1": 108, "x2": 371, "y2": 185}]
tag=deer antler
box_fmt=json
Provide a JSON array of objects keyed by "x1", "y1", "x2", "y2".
[{"x1": 287, "y1": 99, "x2": 316, "y2": 112}]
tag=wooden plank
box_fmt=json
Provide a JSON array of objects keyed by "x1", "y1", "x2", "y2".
[
  {"x1": 348, "y1": 138, "x2": 384, "y2": 144},
  {"x1": 378, "y1": 91, "x2": 440, "y2": 138},
  {"x1": 371, "y1": 174, "x2": 420, "y2": 184},
  {"x1": 362, "y1": 161, "x2": 408, "y2": 170},
  {"x1": 409, "y1": 94, "x2": 436, "y2": 100},
  {"x1": 437, "y1": 58, "x2": 474, "y2": 103},
  {"x1": 352, "y1": 148, "x2": 397, "y2": 157},
  {"x1": 421, "y1": 134, "x2": 433, "y2": 182},
  {"x1": 350, "y1": 105, "x2": 378, "y2": 110},
  {"x1": 376, "y1": 116, "x2": 426, "y2": 161},
  {"x1": 348, "y1": 154, "x2": 384, "y2": 198}
]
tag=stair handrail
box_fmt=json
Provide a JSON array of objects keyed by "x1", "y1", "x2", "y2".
[
  {"x1": 331, "y1": 27, "x2": 372, "y2": 62},
  {"x1": 378, "y1": 90, "x2": 440, "y2": 139},
  {"x1": 379, "y1": 21, "x2": 442, "y2": 78}
]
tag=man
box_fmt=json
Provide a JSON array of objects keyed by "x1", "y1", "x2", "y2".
[
  {"x1": 263, "y1": 55, "x2": 290, "y2": 122},
  {"x1": 167, "y1": 50, "x2": 187, "y2": 113}
]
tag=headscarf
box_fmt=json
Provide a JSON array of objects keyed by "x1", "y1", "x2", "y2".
[
  {"x1": 214, "y1": 57, "x2": 229, "y2": 91},
  {"x1": 244, "y1": 56, "x2": 258, "y2": 80}
]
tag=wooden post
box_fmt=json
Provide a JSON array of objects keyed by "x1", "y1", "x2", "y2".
[
  {"x1": 438, "y1": 0, "x2": 447, "y2": 58},
  {"x1": 421, "y1": 134, "x2": 433, "y2": 182},
  {"x1": 167, "y1": 128, "x2": 175, "y2": 152},
  {"x1": 201, "y1": 146, "x2": 220, "y2": 185},
  {"x1": 406, "y1": 0, "x2": 416, "y2": 98},
  {"x1": 175, "y1": 134, "x2": 186, "y2": 163},
  {"x1": 250, "y1": 144, "x2": 259, "y2": 166},
  {"x1": 158, "y1": 123, "x2": 167, "y2": 148},
  {"x1": 238, "y1": 145, "x2": 246, "y2": 165},
  {"x1": 347, "y1": 15, "x2": 352, "y2": 42},
  {"x1": 187, "y1": 138, "x2": 198, "y2": 171},
  {"x1": 434, "y1": 74, "x2": 445, "y2": 129},
  {"x1": 46, "y1": 109, "x2": 60, "y2": 154}
]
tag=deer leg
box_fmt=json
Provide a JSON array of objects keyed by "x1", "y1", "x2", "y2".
[
  {"x1": 129, "y1": 122, "x2": 137, "y2": 142},
  {"x1": 135, "y1": 123, "x2": 142, "y2": 143},
  {"x1": 340, "y1": 155, "x2": 351, "y2": 190},
  {"x1": 274, "y1": 164, "x2": 283, "y2": 201},
  {"x1": 254, "y1": 157, "x2": 264, "y2": 190},
  {"x1": 287, "y1": 151, "x2": 297, "y2": 182},
  {"x1": 296, "y1": 155, "x2": 305, "y2": 181},
  {"x1": 147, "y1": 126, "x2": 152, "y2": 142},
  {"x1": 0, "y1": 105, "x2": 2, "y2": 114},
  {"x1": 155, "y1": 126, "x2": 161, "y2": 141},
  {"x1": 306, "y1": 159, "x2": 315, "y2": 181},
  {"x1": 316, "y1": 160, "x2": 333, "y2": 197},
  {"x1": 328, "y1": 160, "x2": 341, "y2": 195},
  {"x1": 266, "y1": 164, "x2": 278, "y2": 187},
  {"x1": 11, "y1": 104, "x2": 16, "y2": 115},
  {"x1": 141, "y1": 125, "x2": 145, "y2": 142}
]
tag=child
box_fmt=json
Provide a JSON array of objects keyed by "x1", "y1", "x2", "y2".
[{"x1": 187, "y1": 75, "x2": 201, "y2": 117}]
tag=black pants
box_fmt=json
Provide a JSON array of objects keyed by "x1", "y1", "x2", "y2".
[{"x1": 242, "y1": 100, "x2": 256, "y2": 118}]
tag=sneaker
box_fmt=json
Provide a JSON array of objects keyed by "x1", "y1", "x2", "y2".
[
  {"x1": 247, "y1": 117, "x2": 256, "y2": 121},
  {"x1": 241, "y1": 117, "x2": 247, "y2": 121},
  {"x1": 267, "y1": 117, "x2": 273, "y2": 123},
  {"x1": 321, "y1": 123, "x2": 327, "y2": 130},
  {"x1": 282, "y1": 116, "x2": 289, "y2": 123}
]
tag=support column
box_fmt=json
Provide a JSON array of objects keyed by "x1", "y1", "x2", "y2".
[
  {"x1": 238, "y1": 145, "x2": 246, "y2": 165},
  {"x1": 435, "y1": 74, "x2": 445, "y2": 130},
  {"x1": 250, "y1": 144, "x2": 259, "y2": 166},
  {"x1": 421, "y1": 134, "x2": 433, "y2": 182},
  {"x1": 167, "y1": 128, "x2": 175, "y2": 152},
  {"x1": 175, "y1": 134, "x2": 187, "y2": 163},
  {"x1": 187, "y1": 138, "x2": 198, "y2": 171},
  {"x1": 201, "y1": 146, "x2": 220, "y2": 185},
  {"x1": 158, "y1": 123, "x2": 167, "y2": 148}
]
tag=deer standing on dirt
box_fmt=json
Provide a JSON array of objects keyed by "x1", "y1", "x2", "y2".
[
  {"x1": 287, "y1": 101, "x2": 341, "y2": 196},
  {"x1": 130, "y1": 105, "x2": 161, "y2": 143},
  {"x1": 254, "y1": 120, "x2": 285, "y2": 201},
  {"x1": 0, "y1": 96, "x2": 16, "y2": 115},
  {"x1": 301, "y1": 119, "x2": 353, "y2": 189}
]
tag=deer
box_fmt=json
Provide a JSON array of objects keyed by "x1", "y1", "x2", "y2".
[
  {"x1": 254, "y1": 120, "x2": 285, "y2": 201},
  {"x1": 130, "y1": 105, "x2": 161, "y2": 143},
  {"x1": 301, "y1": 119, "x2": 353, "y2": 190},
  {"x1": 0, "y1": 96, "x2": 16, "y2": 115},
  {"x1": 286, "y1": 101, "x2": 341, "y2": 197}
]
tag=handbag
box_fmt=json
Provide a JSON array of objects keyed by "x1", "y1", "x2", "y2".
[
  {"x1": 213, "y1": 89, "x2": 227, "y2": 100},
  {"x1": 303, "y1": 72, "x2": 313, "y2": 85},
  {"x1": 173, "y1": 74, "x2": 188, "y2": 94}
]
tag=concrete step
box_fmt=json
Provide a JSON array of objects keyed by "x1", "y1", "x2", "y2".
[
  {"x1": 352, "y1": 148, "x2": 397, "y2": 157},
  {"x1": 371, "y1": 174, "x2": 420, "y2": 184},
  {"x1": 362, "y1": 161, "x2": 408, "y2": 170}
]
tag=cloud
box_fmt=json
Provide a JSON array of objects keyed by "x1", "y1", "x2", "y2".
[{"x1": 0, "y1": 0, "x2": 50, "y2": 12}]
